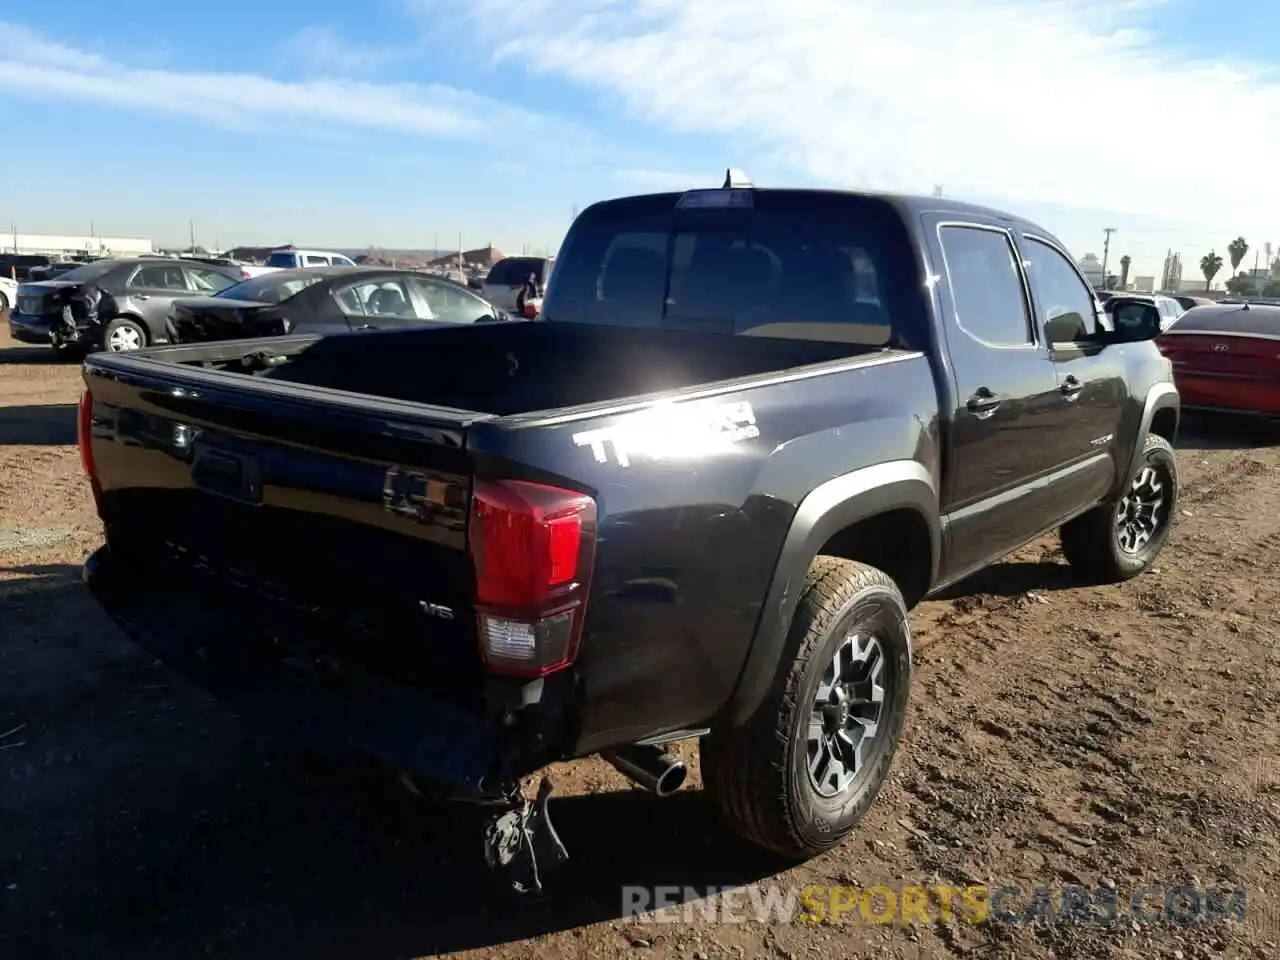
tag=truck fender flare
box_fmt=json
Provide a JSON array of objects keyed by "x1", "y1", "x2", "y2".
[
  {"x1": 722, "y1": 459, "x2": 941, "y2": 727},
  {"x1": 1117, "y1": 382, "x2": 1179, "y2": 493}
]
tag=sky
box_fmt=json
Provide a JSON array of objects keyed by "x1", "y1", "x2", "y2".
[{"x1": 2, "y1": 0, "x2": 1280, "y2": 280}]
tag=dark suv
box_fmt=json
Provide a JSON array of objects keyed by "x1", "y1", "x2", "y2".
[{"x1": 9, "y1": 257, "x2": 244, "y2": 355}]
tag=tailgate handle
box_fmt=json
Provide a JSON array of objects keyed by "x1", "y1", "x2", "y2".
[{"x1": 192, "y1": 446, "x2": 262, "y2": 504}]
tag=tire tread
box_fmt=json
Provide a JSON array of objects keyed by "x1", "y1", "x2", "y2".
[{"x1": 702, "y1": 556, "x2": 903, "y2": 858}]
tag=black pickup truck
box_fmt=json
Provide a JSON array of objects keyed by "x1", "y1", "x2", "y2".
[{"x1": 77, "y1": 180, "x2": 1180, "y2": 892}]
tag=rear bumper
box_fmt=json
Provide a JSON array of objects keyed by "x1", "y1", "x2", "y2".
[
  {"x1": 83, "y1": 545, "x2": 505, "y2": 797},
  {"x1": 8, "y1": 313, "x2": 54, "y2": 344},
  {"x1": 1175, "y1": 372, "x2": 1280, "y2": 415}
]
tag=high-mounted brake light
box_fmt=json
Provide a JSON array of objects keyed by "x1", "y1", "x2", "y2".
[
  {"x1": 675, "y1": 167, "x2": 756, "y2": 211},
  {"x1": 469, "y1": 479, "x2": 597, "y2": 678},
  {"x1": 77, "y1": 388, "x2": 103, "y2": 514},
  {"x1": 676, "y1": 188, "x2": 754, "y2": 211}
]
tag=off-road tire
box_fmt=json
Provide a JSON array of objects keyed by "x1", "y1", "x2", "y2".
[
  {"x1": 1060, "y1": 434, "x2": 1178, "y2": 583},
  {"x1": 700, "y1": 557, "x2": 913, "y2": 859}
]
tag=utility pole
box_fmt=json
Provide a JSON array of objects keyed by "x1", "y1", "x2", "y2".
[
  {"x1": 189, "y1": 219, "x2": 196, "y2": 253},
  {"x1": 1101, "y1": 227, "x2": 1116, "y2": 290},
  {"x1": 933, "y1": 185, "x2": 944, "y2": 198}
]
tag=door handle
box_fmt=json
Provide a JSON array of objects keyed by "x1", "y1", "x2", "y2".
[
  {"x1": 135, "y1": 294, "x2": 151, "y2": 301},
  {"x1": 966, "y1": 389, "x2": 1001, "y2": 416},
  {"x1": 1060, "y1": 376, "x2": 1083, "y2": 399},
  {"x1": 355, "y1": 323, "x2": 374, "y2": 331}
]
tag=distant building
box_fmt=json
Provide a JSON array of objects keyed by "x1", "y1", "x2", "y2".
[
  {"x1": 1132, "y1": 275, "x2": 1155, "y2": 293},
  {"x1": 4, "y1": 232, "x2": 153, "y2": 257},
  {"x1": 1077, "y1": 253, "x2": 1104, "y2": 287},
  {"x1": 427, "y1": 245, "x2": 506, "y2": 269}
]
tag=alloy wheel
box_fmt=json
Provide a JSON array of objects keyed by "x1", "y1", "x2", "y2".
[{"x1": 807, "y1": 632, "x2": 888, "y2": 798}]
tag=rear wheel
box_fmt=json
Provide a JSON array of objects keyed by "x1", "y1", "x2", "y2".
[
  {"x1": 103, "y1": 316, "x2": 148, "y2": 352},
  {"x1": 1060, "y1": 434, "x2": 1178, "y2": 583},
  {"x1": 700, "y1": 557, "x2": 912, "y2": 859},
  {"x1": 0, "y1": 291, "x2": 9, "y2": 314}
]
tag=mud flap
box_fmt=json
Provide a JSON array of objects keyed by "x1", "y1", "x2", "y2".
[{"x1": 483, "y1": 778, "x2": 568, "y2": 895}]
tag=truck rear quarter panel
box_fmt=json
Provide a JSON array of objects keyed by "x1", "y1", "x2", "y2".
[{"x1": 471, "y1": 351, "x2": 941, "y2": 754}]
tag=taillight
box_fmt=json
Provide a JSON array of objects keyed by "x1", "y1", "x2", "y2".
[
  {"x1": 241, "y1": 269, "x2": 251, "y2": 280},
  {"x1": 469, "y1": 479, "x2": 597, "y2": 678},
  {"x1": 77, "y1": 388, "x2": 103, "y2": 514}
]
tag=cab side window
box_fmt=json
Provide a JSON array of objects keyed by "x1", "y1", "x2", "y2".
[
  {"x1": 937, "y1": 225, "x2": 1033, "y2": 346},
  {"x1": 129, "y1": 264, "x2": 189, "y2": 291},
  {"x1": 1023, "y1": 238, "x2": 1097, "y2": 343}
]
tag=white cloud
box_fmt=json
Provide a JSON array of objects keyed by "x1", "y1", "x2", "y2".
[
  {"x1": 0, "y1": 21, "x2": 584, "y2": 146},
  {"x1": 279, "y1": 24, "x2": 404, "y2": 76},
  {"x1": 430, "y1": 0, "x2": 1280, "y2": 230}
]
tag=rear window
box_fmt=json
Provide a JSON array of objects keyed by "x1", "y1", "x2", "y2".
[
  {"x1": 487, "y1": 257, "x2": 547, "y2": 286},
  {"x1": 264, "y1": 251, "x2": 297, "y2": 268},
  {"x1": 541, "y1": 191, "x2": 922, "y2": 347},
  {"x1": 50, "y1": 261, "x2": 118, "y2": 284}
]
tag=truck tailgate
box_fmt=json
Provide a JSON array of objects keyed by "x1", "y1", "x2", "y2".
[{"x1": 83, "y1": 359, "x2": 488, "y2": 705}]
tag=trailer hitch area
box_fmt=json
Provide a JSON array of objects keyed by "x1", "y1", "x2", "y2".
[{"x1": 483, "y1": 777, "x2": 568, "y2": 895}]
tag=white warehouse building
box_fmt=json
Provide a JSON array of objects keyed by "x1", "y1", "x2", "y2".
[{"x1": 5, "y1": 233, "x2": 154, "y2": 257}]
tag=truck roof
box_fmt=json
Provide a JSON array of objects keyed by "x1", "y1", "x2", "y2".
[{"x1": 586, "y1": 186, "x2": 1053, "y2": 238}]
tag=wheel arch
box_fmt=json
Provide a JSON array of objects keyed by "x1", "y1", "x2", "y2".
[
  {"x1": 721, "y1": 460, "x2": 941, "y2": 727},
  {"x1": 1120, "y1": 382, "x2": 1179, "y2": 490}
]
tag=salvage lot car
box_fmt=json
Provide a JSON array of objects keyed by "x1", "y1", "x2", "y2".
[
  {"x1": 8, "y1": 257, "x2": 244, "y2": 354},
  {"x1": 1157, "y1": 301, "x2": 1280, "y2": 416},
  {"x1": 75, "y1": 181, "x2": 1179, "y2": 892},
  {"x1": 167, "y1": 266, "x2": 513, "y2": 343}
]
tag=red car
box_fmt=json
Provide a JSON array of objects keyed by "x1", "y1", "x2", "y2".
[{"x1": 1156, "y1": 302, "x2": 1280, "y2": 415}]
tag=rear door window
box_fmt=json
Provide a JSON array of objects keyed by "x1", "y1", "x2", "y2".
[
  {"x1": 265, "y1": 251, "x2": 298, "y2": 268},
  {"x1": 542, "y1": 192, "x2": 922, "y2": 347},
  {"x1": 936, "y1": 225, "x2": 1033, "y2": 345},
  {"x1": 129, "y1": 264, "x2": 190, "y2": 291},
  {"x1": 303, "y1": 255, "x2": 330, "y2": 267}
]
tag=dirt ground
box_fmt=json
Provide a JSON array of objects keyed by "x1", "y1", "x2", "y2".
[{"x1": 2, "y1": 321, "x2": 1279, "y2": 960}]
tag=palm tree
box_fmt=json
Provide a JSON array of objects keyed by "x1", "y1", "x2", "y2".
[
  {"x1": 1227, "y1": 236, "x2": 1249, "y2": 275},
  {"x1": 1201, "y1": 251, "x2": 1224, "y2": 291},
  {"x1": 1119, "y1": 254, "x2": 1131, "y2": 290}
]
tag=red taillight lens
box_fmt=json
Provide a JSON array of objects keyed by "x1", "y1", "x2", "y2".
[
  {"x1": 78, "y1": 388, "x2": 103, "y2": 513},
  {"x1": 241, "y1": 269, "x2": 251, "y2": 280},
  {"x1": 469, "y1": 479, "x2": 597, "y2": 677}
]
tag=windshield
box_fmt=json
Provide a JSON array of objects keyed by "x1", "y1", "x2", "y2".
[
  {"x1": 51, "y1": 261, "x2": 118, "y2": 284},
  {"x1": 215, "y1": 273, "x2": 325, "y2": 304}
]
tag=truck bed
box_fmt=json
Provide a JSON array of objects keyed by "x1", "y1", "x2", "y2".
[{"x1": 153, "y1": 321, "x2": 873, "y2": 417}]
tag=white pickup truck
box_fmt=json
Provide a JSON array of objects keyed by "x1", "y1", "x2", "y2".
[{"x1": 244, "y1": 248, "x2": 359, "y2": 276}]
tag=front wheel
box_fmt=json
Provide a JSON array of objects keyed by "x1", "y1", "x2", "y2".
[
  {"x1": 1060, "y1": 434, "x2": 1178, "y2": 583},
  {"x1": 0, "y1": 291, "x2": 9, "y2": 314},
  {"x1": 700, "y1": 557, "x2": 912, "y2": 859}
]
